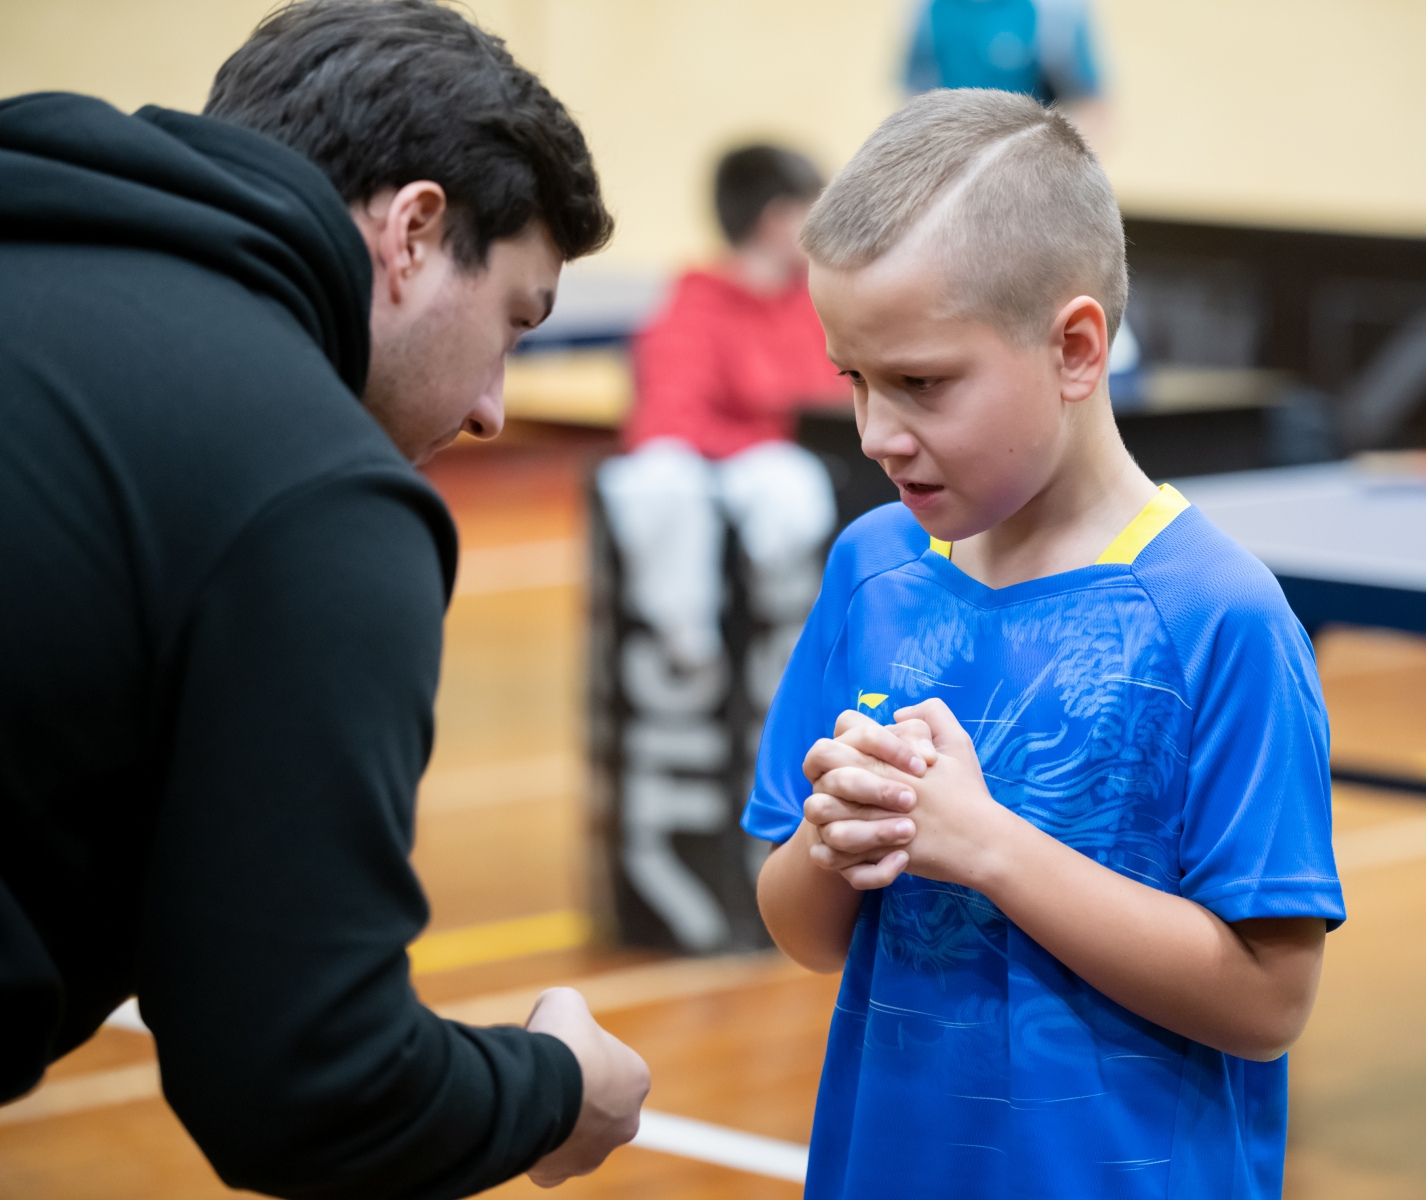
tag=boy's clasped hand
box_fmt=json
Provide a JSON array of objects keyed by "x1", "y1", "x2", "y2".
[{"x1": 802, "y1": 700, "x2": 1017, "y2": 892}]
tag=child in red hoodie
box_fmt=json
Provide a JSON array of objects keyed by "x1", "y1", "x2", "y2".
[
  {"x1": 624, "y1": 146, "x2": 848, "y2": 457},
  {"x1": 600, "y1": 146, "x2": 849, "y2": 670}
]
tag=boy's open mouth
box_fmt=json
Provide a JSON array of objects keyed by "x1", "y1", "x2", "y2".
[{"x1": 895, "y1": 479, "x2": 944, "y2": 510}]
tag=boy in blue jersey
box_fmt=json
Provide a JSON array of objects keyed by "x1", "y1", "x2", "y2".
[{"x1": 744, "y1": 89, "x2": 1343, "y2": 1200}]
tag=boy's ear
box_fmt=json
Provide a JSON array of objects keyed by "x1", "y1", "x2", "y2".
[{"x1": 1053, "y1": 295, "x2": 1110, "y2": 404}]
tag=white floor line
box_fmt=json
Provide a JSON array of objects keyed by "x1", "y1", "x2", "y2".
[
  {"x1": 633, "y1": 1109, "x2": 808, "y2": 1183},
  {"x1": 104, "y1": 997, "x2": 148, "y2": 1033}
]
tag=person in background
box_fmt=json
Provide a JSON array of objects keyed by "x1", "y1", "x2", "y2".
[
  {"x1": 905, "y1": 0, "x2": 1136, "y2": 392},
  {"x1": 905, "y1": 0, "x2": 1110, "y2": 149},
  {"x1": 600, "y1": 145, "x2": 848, "y2": 669}
]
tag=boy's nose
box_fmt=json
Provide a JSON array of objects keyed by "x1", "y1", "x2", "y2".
[{"x1": 858, "y1": 392, "x2": 918, "y2": 464}]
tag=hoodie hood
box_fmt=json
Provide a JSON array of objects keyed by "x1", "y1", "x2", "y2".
[{"x1": 0, "y1": 93, "x2": 371, "y2": 395}]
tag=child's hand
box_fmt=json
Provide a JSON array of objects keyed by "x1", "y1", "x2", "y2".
[
  {"x1": 811, "y1": 700, "x2": 1012, "y2": 890},
  {"x1": 881, "y1": 699, "x2": 1011, "y2": 888},
  {"x1": 800, "y1": 710, "x2": 938, "y2": 890}
]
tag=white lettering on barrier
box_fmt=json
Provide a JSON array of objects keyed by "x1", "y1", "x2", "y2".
[{"x1": 620, "y1": 633, "x2": 732, "y2": 950}]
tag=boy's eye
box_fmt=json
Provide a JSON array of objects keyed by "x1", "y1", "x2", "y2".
[{"x1": 837, "y1": 370, "x2": 865, "y2": 385}]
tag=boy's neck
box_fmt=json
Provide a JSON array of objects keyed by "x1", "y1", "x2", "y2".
[{"x1": 950, "y1": 397, "x2": 1158, "y2": 590}]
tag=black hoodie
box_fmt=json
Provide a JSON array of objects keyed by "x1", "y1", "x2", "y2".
[{"x1": 0, "y1": 93, "x2": 581, "y2": 1198}]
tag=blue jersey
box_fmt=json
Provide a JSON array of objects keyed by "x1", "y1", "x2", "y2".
[{"x1": 743, "y1": 489, "x2": 1344, "y2": 1200}]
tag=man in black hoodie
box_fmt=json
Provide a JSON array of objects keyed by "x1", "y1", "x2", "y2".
[{"x1": 0, "y1": 1, "x2": 650, "y2": 1196}]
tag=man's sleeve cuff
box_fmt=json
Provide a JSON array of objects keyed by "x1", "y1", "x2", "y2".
[{"x1": 528, "y1": 1031, "x2": 583, "y2": 1149}]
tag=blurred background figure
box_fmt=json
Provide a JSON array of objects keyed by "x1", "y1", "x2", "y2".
[
  {"x1": 904, "y1": 0, "x2": 1109, "y2": 146},
  {"x1": 591, "y1": 146, "x2": 848, "y2": 959},
  {"x1": 599, "y1": 145, "x2": 846, "y2": 671},
  {"x1": 902, "y1": 0, "x2": 1136, "y2": 395}
]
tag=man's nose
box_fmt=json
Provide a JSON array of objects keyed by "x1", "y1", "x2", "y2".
[
  {"x1": 858, "y1": 391, "x2": 916, "y2": 463},
  {"x1": 464, "y1": 363, "x2": 506, "y2": 441}
]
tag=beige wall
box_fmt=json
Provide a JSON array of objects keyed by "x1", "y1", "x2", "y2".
[
  {"x1": 4, "y1": 0, "x2": 1426, "y2": 271},
  {"x1": 1097, "y1": 0, "x2": 1426, "y2": 239}
]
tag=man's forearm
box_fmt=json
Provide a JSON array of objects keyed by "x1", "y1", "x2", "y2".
[
  {"x1": 757, "y1": 822, "x2": 863, "y2": 973},
  {"x1": 963, "y1": 807, "x2": 1325, "y2": 1060}
]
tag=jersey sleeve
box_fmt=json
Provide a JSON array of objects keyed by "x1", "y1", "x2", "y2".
[
  {"x1": 1150, "y1": 537, "x2": 1345, "y2": 930},
  {"x1": 742, "y1": 582, "x2": 845, "y2": 845}
]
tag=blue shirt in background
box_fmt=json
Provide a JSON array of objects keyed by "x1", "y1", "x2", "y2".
[
  {"x1": 906, "y1": 0, "x2": 1104, "y2": 103},
  {"x1": 743, "y1": 494, "x2": 1344, "y2": 1199}
]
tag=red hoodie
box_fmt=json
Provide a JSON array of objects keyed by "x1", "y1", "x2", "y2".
[{"x1": 623, "y1": 268, "x2": 849, "y2": 459}]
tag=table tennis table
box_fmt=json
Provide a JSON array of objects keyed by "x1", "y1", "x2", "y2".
[
  {"x1": 1176, "y1": 459, "x2": 1426, "y2": 638},
  {"x1": 1178, "y1": 459, "x2": 1426, "y2": 794}
]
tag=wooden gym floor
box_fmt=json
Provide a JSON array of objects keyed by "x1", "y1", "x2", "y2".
[{"x1": 2, "y1": 430, "x2": 1424, "y2": 1199}]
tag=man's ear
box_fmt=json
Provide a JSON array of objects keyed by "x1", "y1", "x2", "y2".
[
  {"x1": 1052, "y1": 295, "x2": 1109, "y2": 404},
  {"x1": 357, "y1": 181, "x2": 449, "y2": 307}
]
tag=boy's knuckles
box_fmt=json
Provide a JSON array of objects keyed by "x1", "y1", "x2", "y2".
[
  {"x1": 833, "y1": 709, "x2": 874, "y2": 736},
  {"x1": 895, "y1": 719, "x2": 932, "y2": 743}
]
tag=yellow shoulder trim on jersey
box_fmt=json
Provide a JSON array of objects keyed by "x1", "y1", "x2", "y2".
[
  {"x1": 1095, "y1": 484, "x2": 1191, "y2": 566},
  {"x1": 929, "y1": 537, "x2": 952, "y2": 559}
]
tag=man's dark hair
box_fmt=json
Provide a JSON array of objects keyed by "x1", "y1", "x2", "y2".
[
  {"x1": 205, "y1": 0, "x2": 613, "y2": 266},
  {"x1": 714, "y1": 144, "x2": 824, "y2": 246}
]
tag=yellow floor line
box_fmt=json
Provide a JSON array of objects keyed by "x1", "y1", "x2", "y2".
[{"x1": 408, "y1": 910, "x2": 592, "y2": 976}]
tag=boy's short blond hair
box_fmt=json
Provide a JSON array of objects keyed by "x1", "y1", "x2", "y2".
[{"x1": 803, "y1": 89, "x2": 1127, "y2": 341}]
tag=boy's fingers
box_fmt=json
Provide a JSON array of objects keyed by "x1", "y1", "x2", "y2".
[
  {"x1": 808, "y1": 840, "x2": 891, "y2": 872},
  {"x1": 803, "y1": 792, "x2": 898, "y2": 826},
  {"x1": 820, "y1": 816, "x2": 915, "y2": 855},
  {"x1": 804, "y1": 737, "x2": 921, "y2": 788},
  {"x1": 891, "y1": 717, "x2": 932, "y2": 743},
  {"x1": 807, "y1": 840, "x2": 851, "y2": 871},
  {"x1": 889, "y1": 717, "x2": 937, "y2": 765},
  {"x1": 834, "y1": 718, "x2": 928, "y2": 777},
  {"x1": 841, "y1": 852, "x2": 909, "y2": 890},
  {"x1": 812, "y1": 766, "x2": 918, "y2": 812},
  {"x1": 803, "y1": 736, "x2": 876, "y2": 784},
  {"x1": 833, "y1": 709, "x2": 880, "y2": 738},
  {"x1": 894, "y1": 698, "x2": 972, "y2": 754}
]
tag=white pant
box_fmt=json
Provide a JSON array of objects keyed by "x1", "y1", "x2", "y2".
[{"x1": 596, "y1": 439, "x2": 837, "y2": 666}]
